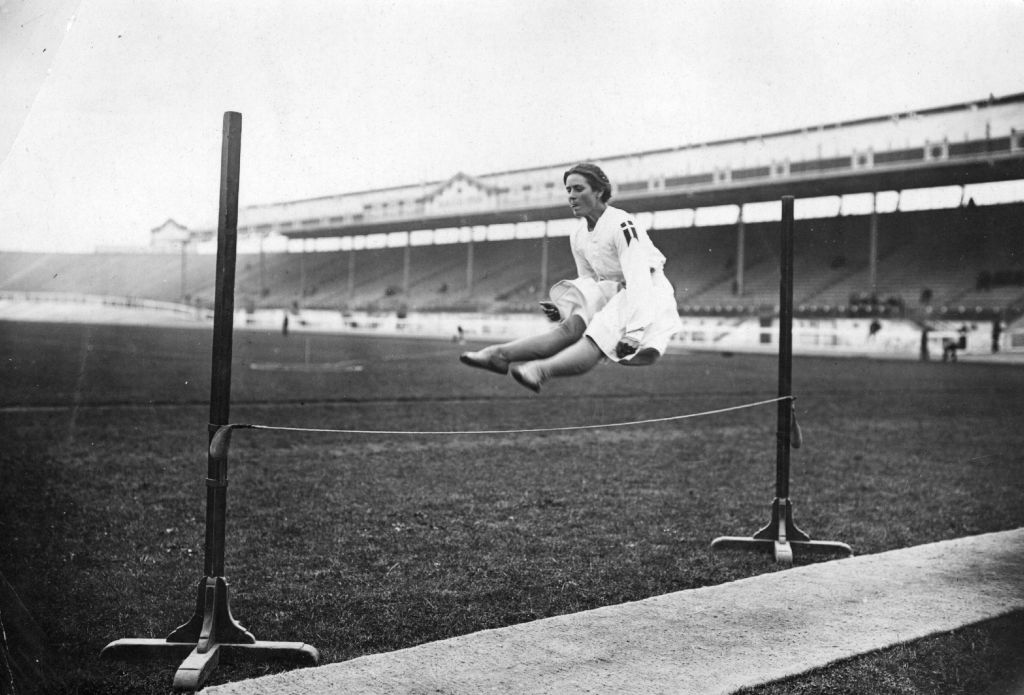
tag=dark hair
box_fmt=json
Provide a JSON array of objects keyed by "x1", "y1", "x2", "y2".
[{"x1": 563, "y1": 163, "x2": 612, "y2": 203}]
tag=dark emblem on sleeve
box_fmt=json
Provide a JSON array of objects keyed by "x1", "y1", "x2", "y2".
[{"x1": 620, "y1": 220, "x2": 638, "y2": 245}]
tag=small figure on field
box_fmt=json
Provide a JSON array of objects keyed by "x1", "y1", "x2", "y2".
[
  {"x1": 460, "y1": 163, "x2": 682, "y2": 392},
  {"x1": 942, "y1": 324, "x2": 969, "y2": 362}
]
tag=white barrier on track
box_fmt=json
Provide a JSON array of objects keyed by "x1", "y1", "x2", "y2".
[{"x1": 0, "y1": 291, "x2": 1013, "y2": 360}]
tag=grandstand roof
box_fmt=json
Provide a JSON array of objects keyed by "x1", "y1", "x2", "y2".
[{"x1": 212, "y1": 92, "x2": 1024, "y2": 240}]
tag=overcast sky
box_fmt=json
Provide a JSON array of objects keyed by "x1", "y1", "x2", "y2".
[{"x1": 1, "y1": 0, "x2": 1023, "y2": 253}]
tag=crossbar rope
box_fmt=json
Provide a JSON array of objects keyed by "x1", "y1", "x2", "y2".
[{"x1": 209, "y1": 396, "x2": 796, "y2": 458}]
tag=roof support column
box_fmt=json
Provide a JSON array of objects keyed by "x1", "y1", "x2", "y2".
[
  {"x1": 258, "y1": 233, "x2": 266, "y2": 298},
  {"x1": 298, "y1": 239, "x2": 306, "y2": 303},
  {"x1": 735, "y1": 209, "x2": 745, "y2": 297},
  {"x1": 347, "y1": 247, "x2": 355, "y2": 301},
  {"x1": 466, "y1": 233, "x2": 475, "y2": 295},
  {"x1": 180, "y1": 240, "x2": 189, "y2": 303},
  {"x1": 540, "y1": 221, "x2": 549, "y2": 298},
  {"x1": 402, "y1": 236, "x2": 411, "y2": 295},
  {"x1": 869, "y1": 193, "x2": 878, "y2": 296}
]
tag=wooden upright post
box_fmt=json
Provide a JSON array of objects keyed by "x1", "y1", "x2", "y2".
[
  {"x1": 710, "y1": 196, "x2": 852, "y2": 564},
  {"x1": 100, "y1": 112, "x2": 318, "y2": 691},
  {"x1": 775, "y1": 196, "x2": 795, "y2": 504}
]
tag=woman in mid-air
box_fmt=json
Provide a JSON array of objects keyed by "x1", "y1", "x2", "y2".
[{"x1": 460, "y1": 162, "x2": 682, "y2": 392}]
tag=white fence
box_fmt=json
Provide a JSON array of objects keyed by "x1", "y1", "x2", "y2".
[{"x1": 1, "y1": 292, "x2": 1015, "y2": 360}]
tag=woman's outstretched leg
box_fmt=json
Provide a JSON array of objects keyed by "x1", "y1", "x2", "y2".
[
  {"x1": 460, "y1": 315, "x2": 586, "y2": 375},
  {"x1": 509, "y1": 336, "x2": 604, "y2": 393}
]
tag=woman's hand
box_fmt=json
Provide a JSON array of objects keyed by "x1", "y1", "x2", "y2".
[
  {"x1": 539, "y1": 301, "x2": 561, "y2": 322},
  {"x1": 614, "y1": 335, "x2": 640, "y2": 358}
]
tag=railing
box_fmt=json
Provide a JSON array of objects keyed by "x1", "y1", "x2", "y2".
[{"x1": 0, "y1": 291, "x2": 212, "y2": 318}]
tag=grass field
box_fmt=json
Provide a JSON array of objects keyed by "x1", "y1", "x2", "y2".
[{"x1": 2, "y1": 319, "x2": 1024, "y2": 694}]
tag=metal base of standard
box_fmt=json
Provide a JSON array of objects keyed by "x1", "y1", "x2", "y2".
[
  {"x1": 100, "y1": 639, "x2": 320, "y2": 691},
  {"x1": 711, "y1": 498, "x2": 853, "y2": 565},
  {"x1": 100, "y1": 576, "x2": 319, "y2": 691}
]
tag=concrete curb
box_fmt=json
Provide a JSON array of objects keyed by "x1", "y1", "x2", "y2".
[{"x1": 201, "y1": 528, "x2": 1024, "y2": 694}]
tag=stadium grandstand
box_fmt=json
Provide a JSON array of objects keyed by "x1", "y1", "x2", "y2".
[{"x1": 3, "y1": 92, "x2": 1024, "y2": 353}]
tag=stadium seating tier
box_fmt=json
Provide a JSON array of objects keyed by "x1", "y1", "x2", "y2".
[{"x1": 2, "y1": 203, "x2": 1021, "y2": 321}]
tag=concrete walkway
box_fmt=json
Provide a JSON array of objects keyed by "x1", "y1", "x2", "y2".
[{"x1": 201, "y1": 528, "x2": 1024, "y2": 695}]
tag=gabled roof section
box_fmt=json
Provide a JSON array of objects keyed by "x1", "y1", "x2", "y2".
[
  {"x1": 420, "y1": 171, "x2": 503, "y2": 203},
  {"x1": 150, "y1": 218, "x2": 188, "y2": 234}
]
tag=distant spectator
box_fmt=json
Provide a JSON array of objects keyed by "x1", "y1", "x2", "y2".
[
  {"x1": 920, "y1": 288, "x2": 932, "y2": 305},
  {"x1": 943, "y1": 325, "x2": 969, "y2": 362},
  {"x1": 941, "y1": 337, "x2": 958, "y2": 362},
  {"x1": 920, "y1": 328, "x2": 930, "y2": 361},
  {"x1": 992, "y1": 320, "x2": 1003, "y2": 353},
  {"x1": 281, "y1": 314, "x2": 289, "y2": 336},
  {"x1": 868, "y1": 319, "x2": 881, "y2": 341}
]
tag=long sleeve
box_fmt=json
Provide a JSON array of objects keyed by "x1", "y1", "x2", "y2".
[{"x1": 612, "y1": 218, "x2": 655, "y2": 334}]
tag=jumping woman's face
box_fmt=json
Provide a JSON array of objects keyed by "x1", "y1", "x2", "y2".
[{"x1": 565, "y1": 173, "x2": 605, "y2": 223}]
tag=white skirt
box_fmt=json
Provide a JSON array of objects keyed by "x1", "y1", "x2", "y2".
[{"x1": 549, "y1": 273, "x2": 682, "y2": 362}]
